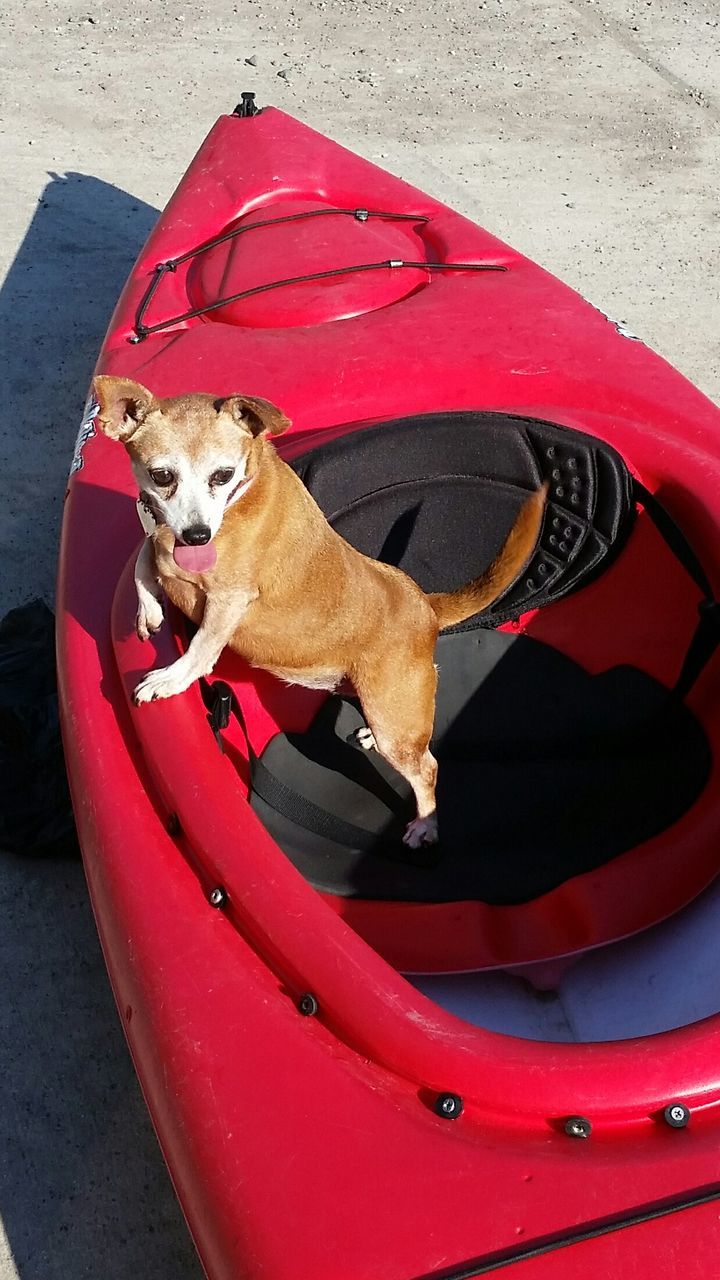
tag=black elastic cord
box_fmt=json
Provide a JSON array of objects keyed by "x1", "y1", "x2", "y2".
[
  {"x1": 133, "y1": 259, "x2": 506, "y2": 339},
  {"x1": 132, "y1": 204, "x2": 507, "y2": 339},
  {"x1": 633, "y1": 480, "x2": 720, "y2": 698},
  {"x1": 167, "y1": 207, "x2": 430, "y2": 271},
  {"x1": 134, "y1": 206, "x2": 429, "y2": 336},
  {"x1": 410, "y1": 1182, "x2": 720, "y2": 1280}
]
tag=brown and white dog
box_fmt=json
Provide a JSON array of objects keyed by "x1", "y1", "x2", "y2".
[{"x1": 94, "y1": 376, "x2": 545, "y2": 848}]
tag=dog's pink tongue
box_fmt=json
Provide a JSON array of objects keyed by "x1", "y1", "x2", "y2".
[{"x1": 172, "y1": 542, "x2": 217, "y2": 572}]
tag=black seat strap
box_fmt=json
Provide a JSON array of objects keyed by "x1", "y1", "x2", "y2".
[
  {"x1": 251, "y1": 756, "x2": 385, "y2": 851},
  {"x1": 202, "y1": 679, "x2": 438, "y2": 866},
  {"x1": 673, "y1": 601, "x2": 720, "y2": 701},
  {"x1": 633, "y1": 479, "x2": 720, "y2": 699},
  {"x1": 633, "y1": 481, "x2": 712, "y2": 596}
]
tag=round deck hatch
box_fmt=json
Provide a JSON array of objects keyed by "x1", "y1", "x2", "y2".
[{"x1": 186, "y1": 199, "x2": 431, "y2": 328}]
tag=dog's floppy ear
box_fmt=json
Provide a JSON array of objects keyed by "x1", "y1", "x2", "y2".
[
  {"x1": 218, "y1": 395, "x2": 291, "y2": 438},
  {"x1": 93, "y1": 375, "x2": 155, "y2": 442}
]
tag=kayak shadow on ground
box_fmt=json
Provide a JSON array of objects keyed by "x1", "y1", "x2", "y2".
[
  {"x1": 0, "y1": 171, "x2": 157, "y2": 611},
  {"x1": 0, "y1": 173, "x2": 203, "y2": 1280}
]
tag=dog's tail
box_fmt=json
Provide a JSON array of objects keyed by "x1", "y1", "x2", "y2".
[{"x1": 428, "y1": 483, "x2": 548, "y2": 630}]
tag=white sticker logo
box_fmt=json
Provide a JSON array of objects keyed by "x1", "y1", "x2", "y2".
[
  {"x1": 69, "y1": 393, "x2": 100, "y2": 477},
  {"x1": 585, "y1": 298, "x2": 641, "y2": 342},
  {"x1": 608, "y1": 316, "x2": 640, "y2": 342}
]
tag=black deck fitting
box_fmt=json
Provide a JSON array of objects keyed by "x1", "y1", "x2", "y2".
[{"x1": 234, "y1": 92, "x2": 259, "y2": 118}]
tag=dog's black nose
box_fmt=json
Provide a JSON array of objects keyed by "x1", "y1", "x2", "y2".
[{"x1": 181, "y1": 524, "x2": 212, "y2": 545}]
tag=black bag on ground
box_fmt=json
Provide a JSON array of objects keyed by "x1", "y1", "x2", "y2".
[{"x1": 0, "y1": 599, "x2": 77, "y2": 857}]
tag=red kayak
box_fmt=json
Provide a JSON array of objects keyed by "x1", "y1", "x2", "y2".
[{"x1": 58, "y1": 100, "x2": 720, "y2": 1279}]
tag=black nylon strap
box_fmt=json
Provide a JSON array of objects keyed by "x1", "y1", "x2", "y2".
[
  {"x1": 202, "y1": 679, "x2": 256, "y2": 762},
  {"x1": 633, "y1": 480, "x2": 720, "y2": 698},
  {"x1": 252, "y1": 756, "x2": 440, "y2": 869},
  {"x1": 633, "y1": 480, "x2": 712, "y2": 598},
  {"x1": 203, "y1": 680, "x2": 438, "y2": 867},
  {"x1": 252, "y1": 757, "x2": 383, "y2": 852},
  {"x1": 672, "y1": 600, "x2": 720, "y2": 701}
]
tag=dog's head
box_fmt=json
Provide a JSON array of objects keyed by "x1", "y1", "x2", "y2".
[{"x1": 93, "y1": 376, "x2": 290, "y2": 546}]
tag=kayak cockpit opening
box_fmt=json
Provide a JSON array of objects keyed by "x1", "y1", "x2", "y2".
[
  {"x1": 201, "y1": 409, "x2": 719, "y2": 987},
  {"x1": 409, "y1": 869, "x2": 720, "y2": 1044}
]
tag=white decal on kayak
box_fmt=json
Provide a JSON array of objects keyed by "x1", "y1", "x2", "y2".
[
  {"x1": 586, "y1": 299, "x2": 641, "y2": 342},
  {"x1": 609, "y1": 316, "x2": 640, "y2": 341},
  {"x1": 69, "y1": 393, "x2": 100, "y2": 476}
]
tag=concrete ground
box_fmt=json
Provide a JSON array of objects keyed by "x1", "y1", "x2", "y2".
[{"x1": 0, "y1": 1, "x2": 718, "y2": 1276}]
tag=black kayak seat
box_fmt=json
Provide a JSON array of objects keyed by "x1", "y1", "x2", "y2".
[
  {"x1": 210, "y1": 412, "x2": 714, "y2": 906},
  {"x1": 289, "y1": 411, "x2": 635, "y2": 631}
]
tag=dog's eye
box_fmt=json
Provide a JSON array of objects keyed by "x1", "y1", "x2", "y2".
[
  {"x1": 149, "y1": 468, "x2": 175, "y2": 487},
  {"x1": 210, "y1": 468, "x2": 235, "y2": 487}
]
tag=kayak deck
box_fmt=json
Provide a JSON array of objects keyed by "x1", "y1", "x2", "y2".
[{"x1": 58, "y1": 105, "x2": 720, "y2": 1280}]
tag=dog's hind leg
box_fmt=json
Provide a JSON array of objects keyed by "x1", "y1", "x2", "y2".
[
  {"x1": 353, "y1": 648, "x2": 440, "y2": 848},
  {"x1": 396, "y1": 750, "x2": 439, "y2": 848}
]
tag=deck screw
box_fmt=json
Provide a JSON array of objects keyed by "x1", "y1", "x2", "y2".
[
  {"x1": 209, "y1": 886, "x2": 227, "y2": 908},
  {"x1": 435, "y1": 1092, "x2": 464, "y2": 1120},
  {"x1": 298, "y1": 993, "x2": 318, "y2": 1017},
  {"x1": 664, "y1": 1102, "x2": 690, "y2": 1129},
  {"x1": 564, "y1": 1115, "x2": 592, "y2": 1139}
]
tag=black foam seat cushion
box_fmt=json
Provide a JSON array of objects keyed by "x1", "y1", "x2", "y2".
[{"x1": 250, "y1": 630, "x2": 711, "y2": 905}]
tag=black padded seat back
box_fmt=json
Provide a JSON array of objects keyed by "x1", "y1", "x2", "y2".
[{"x1": 290, "y1": 412, "x2": 635, "y2": 628}]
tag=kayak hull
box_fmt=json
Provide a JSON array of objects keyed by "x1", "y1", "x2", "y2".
[{"x1": 58, "y1": 107, "x2": 720, "y2": 1278}]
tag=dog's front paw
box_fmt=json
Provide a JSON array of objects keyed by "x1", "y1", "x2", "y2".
[
  {"x1": 136, "y1": 598, "x2": 164, "y2": 641},
  {"x1": 132, "y1": 664, "x2": 192, "y2": 705},
  {"x1": 403, "y1": 814, "x2": 439, "y2": 848}
]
